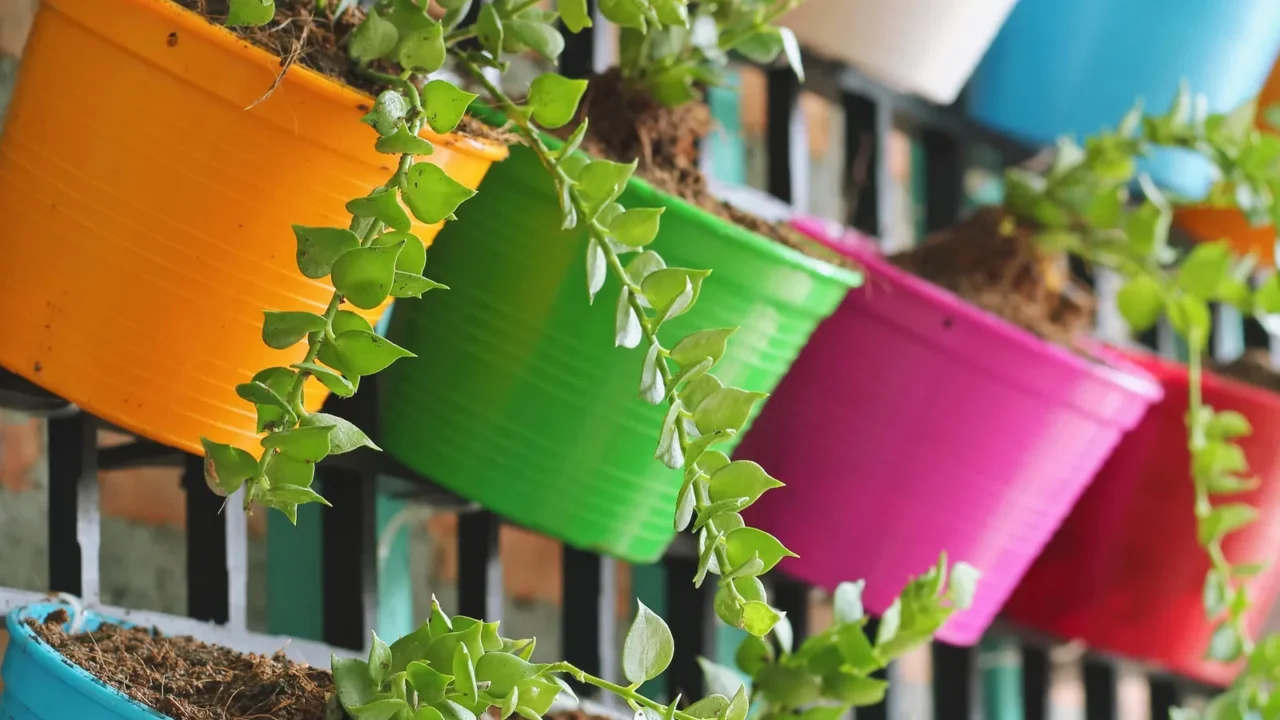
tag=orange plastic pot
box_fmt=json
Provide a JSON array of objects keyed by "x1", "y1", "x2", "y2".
[
  {"x1": 1175, "y1": 58, "x2": 1280, "y2": 266},
  {"x1": 0, "y1": 0, "x2": 506, "y2": 454}
]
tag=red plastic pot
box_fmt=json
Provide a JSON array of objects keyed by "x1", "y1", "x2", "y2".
[{"x1": 1004, "y1": 350, "x2": 1280, "y2": 685}]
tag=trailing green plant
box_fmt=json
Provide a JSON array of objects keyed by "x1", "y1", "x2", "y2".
[
  {"x1": 609, "y1": 0, "x2": 805, "y2": 106},
  {"x1": 1001, "y1": 84, "x2": 1280, "y2": 717},
  {"x1": 698, "y1": 555, "x2": 978, "y2": 717},
  {"x1": 326, "y1": 558, "x2": 975, "y2": 720}
]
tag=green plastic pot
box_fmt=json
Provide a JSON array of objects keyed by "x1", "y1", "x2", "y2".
[{"x1": 380, "y1": 143, "x2": 861, "y2": 562}]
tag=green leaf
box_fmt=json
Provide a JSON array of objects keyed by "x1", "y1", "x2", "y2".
[
  {"x1": 586, "y1": 238, "x2": 607, "y2": 303},
  {"x1": 433, "y1": 699, "x2": 478, "y2": 720},
  {"x1": 1178, "y1": 242, "x2": 1232, "y2": 298},
  {"x1": 559, "y1": 0, "x2": 593, "y2": 32},
  {"x1": 333, "y1": 657, "x2": 377, "y2": 711},
  {"x1": 725, "y1": 527, "x2": 795, "y2": 574},
  {"x1": 236, "y1": 380, "x2": 294, "y2": 421},
  {"x1": 508, "y1": 19, "x2": 565, "y2": 61},
  {"x1": 261, "y1": 311, "x2": 326, "y2": 350},
  {"x1": 708, "y1": 460, "x2": 784, "y2": 507},
  {"x1": 334, "y1": 330, "x2": 415, "y2": 376},
  {"x1": 414, "y1": 705, "x2": 448, "y2": 720},
  {"x1": 1197, "y1": 502, "x2": 1259, "y2": 545},
  {"x1": 333, "y1": 242, "x2": 403, "y2": 310},
  {"x1": 694, "y1": 387, "x2": 768, "y2": 435},
  {"x1": 876, "y1": 598, "x2": 902, "y2": 648},
  {"x1": 293, "y1": 225, "x2": 360, "y2": 279},
  {"x1": 392, "y1": 272, "x2": 448, "y2": 298},
  {"x1": 527, "y1": 73, "x2": 589, "y2": 130},
  {"x1": 369, "y1": 631, "x2": 392, "y2": 687},
  {"x1": 391, "y1": 623, "x2": 435, "y2": 674},
  {"x1": 351, "y1": 10, "x2": 398, "y2": 62},
  {"x1": 835, "y1": 623, "x2": 879, "y2": 674},
  {"x1": 371, "y1": 231, "x2": 426, "y2": 275},
  {"x1": 1116, "y1": 275, "x2": 1165, "y2": 333},
  {"x1": 402, "y1": 162, "x2": 478, "y2": 224},
  {"x1": 249, "y1": 367, "x2": 297, "y2": 433},
  {"x1": 652, "y1": 0, "x2": 688, "y2": 26},
  {"x1": 735, "y1": 27, "x2": 783, "y2": 63},
  {"x1": 833, "y1": 580, "x2": 865, "y2": 624},
  {"x1": 615, "y1": 287, "x2": 643, "y2": 349},
  {"x1": 778, "y1": 26, "x2": 804, "y2": 82},
  {"x1": 643, "y1": 268, "x2": 710, "y2": 321},
  {"x1": 756, "y1": 664, "x2": 821, "y2": 709},
  {"x1": 477, "y1": 4, "x2": 504, "y2": 56},
  {"x1": 693, "y1": 498, "x2": 749, "y2": 533},
  {"x1": 735, "y1": 634, "x2": 772, "y2": 676},
  {"x1": 317, "y1": 310, "x2": 374, "y2": 376},
  {"x1": 697, "y1": 657, "x2": 746, "y2": 699},
  {"x1": 657, "y1": 400, "x2": 685, "y2": 471},
  {"x1": 1126, "y1": 200, "x2": 1171, "y2": 258},
  {"x1": 398, "y1": 20, "x2": 447, "y2": 72},
  {"x1": 199, "y1": 438, "x2": 258, "y2": 496},
  {"x1": 262, "y1": 425, "x2": 334, "y2": 463},
  {"x1": 824, "y1": 673, "x2": 887, "y2": 706},
  {"x1": 266, "y1": 453, "x2": 315, "y2": 488},
  {"x1": 1204, "y1": 569, "x2": 1228, "y2": 617},
  {"x1": 375, "y1": 122, "x2": 436, "y2": 155},
  {"x1": 1168, "y1": 295, "x2": 1211, "y2": 346},
  {"x1": 1207, "y1": 622, "x2": 1243, "y2": 662},
  {"x1": 1207, "y1": 411, "x2": 1252, "y2": 440},
  {"x1": 686, "y1": 695, "x2": 729, "y2": 719},
  {"x1": 622, "y1": 600, "x2": 675, "y2": 684},
  {"x1": 347, "y1": 188, "x2": 413, "y2": 234},
  {"x1": 949, "y1": 562, "x2": 980, "y2": 609},
  {"x1": 353, "y1": 698, "x2": 410, "y2": 720},
  {"x1": 499, "y1": 688, "x2": 519, "y2": 720},
  {"x1": 610, "y1": 207, "x2": 664, "y2": 247},
  {"x1": 670, "y1": 328, "x2": 735, "y2": 368},
  {"x1": 742, "y1": 601, "x2": 784, "y2": 636},
  {"x1": 474, "y1": 653, "x2": 540, "y2": 697},
  {"x1": 226, "y1": 0, "x2": 274, "y2": 26},
  {"x1": 1257, "y1": 274, "x2": 1280, "y2": 314},
  {"x1": 300, "y1": 412, "x2": 381, "y2": 453},
  {"x1": 578, "y1": 159, "x2": 637, "y2": 217},
  {"x1": 625, "y1": 250, "x2": 666, "y2": 286},
  {"x1": 423, "y1": 80, "x2": 479, "y2": 135},
  {"x1": 599, "y1": 0, "x2": 646, "y2": 29},
  {"x1": 362, "y1": 90, "x2": 411, "y2": 137},
  {"x1": 453, "y1": 643, "x2": 479, "y2": 706},
  {"x1": 640, "y1": 343, "x2": 666, "y2": 404}
]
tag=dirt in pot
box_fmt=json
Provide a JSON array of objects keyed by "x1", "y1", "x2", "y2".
[
  {"x1": 890, "y1": 206, "x2": 1097, "y2": 349},
  {"x1": 30, "y1": 608, "x2": 333, "y2": 720},
  {"x1": 171, "y1": 0, "x2": 511, "y2": 144},
  {"x1": 570, "y1": 69, "x2": 857, "y2": 271},
  {"x1": 1215, "y1": 349, "x2": 1280, "y2": 395}
]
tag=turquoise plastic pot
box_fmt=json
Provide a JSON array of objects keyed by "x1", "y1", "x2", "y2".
[
  {"x1": 379, "y1": 145, "x2": 861, "y2": 562},
  {"x1": 968, "y1": 0, "x2": 1280, "y2": 199},
  {"x1": 0, "y1": 602, "x2": 165, "y2": 720}
]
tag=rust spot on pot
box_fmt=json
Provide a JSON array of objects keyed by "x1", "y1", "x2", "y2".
[
  {"x1": 32, "y1": 361, "x2": 41, "y2": 373},
  {"x1": 166, "y1": 32, "x2": 179, "y2": 47}
]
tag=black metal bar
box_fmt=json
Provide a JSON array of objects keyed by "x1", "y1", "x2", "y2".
[
  {"x1": 562, "y1": 547, "x2": 618, "y2": 692},
  {"x1": 458, "y1": 510, "x2": 503, "y2": 621},
  {"x1": 664, "y1": 554, "x2": 715, "y2": 701},
  {"x1": 770, "y1": 576, "x2": 809, "y2": 643},
  {"x1": 1083, "y1": 656, "x2": 1119, "y2": 720},
  {"x1": 322, "y1": 470, "x2": 378, "y2": 649},
  {"x1": 841, "y1": 90, "x2": 890, "y2": 239},
  {"x1": 921, "y1": 128, "x2": 964, "y2": 232},
  {"x1": 766, "y1": 66, "x2": 801, "y2": 204},
  {"x1": 932, "y1": 643, "x2": 976, "y2": 720},
  {"x1": 183, "y1": 452, "x2": 229, "y2": 623},
  {"x1": 558, "y1": 0, "x2": 597, "y2": 79},
  {"x1": 1149, "y1": 676, "x2": 1182, "y2": 719},
  {"x1": 1021, "y1": 644, "x2": 1050, "y2": 720},
  {"x1": 47, "y1": 412, "x2": 99, "y2": 601}
]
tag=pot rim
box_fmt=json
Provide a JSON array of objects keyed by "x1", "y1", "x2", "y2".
[
  {"x1": 1120, "y1": 346, "x2": 1280, "y2": 412},
  {"x1": 790, "y1": 214, "x2": 1164, "y2": 402},
  {"x1": 4, "y1": 601, "x2": 167, "y2": 719},
  {"x1": 44, "y1": 0, "x2": 508, "y2": 163},
  {"x1": 469, "y1": 103, "x2": 864, "y2": 291}
]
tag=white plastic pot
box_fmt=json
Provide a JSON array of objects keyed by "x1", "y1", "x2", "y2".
[{"x1": 781, "y1": 0, "x2": 1020, "y2": 105}]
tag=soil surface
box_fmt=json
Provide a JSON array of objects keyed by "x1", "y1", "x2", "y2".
[
  {"x1": 30, "y1": 608, "x2": 333, "y2": 720},
  {"x1": 1215, "y1": 349, "x2": 1280, "y2": 395},
  {"x1": 173, "y1": 0, "x2": 509, "y2": 144},
  {"x1": 890, "y1": 207, "x2": 1096, "y2": 348},
  {"x1": 572, "y1": 69, "x2": 856, "y2": 269}
]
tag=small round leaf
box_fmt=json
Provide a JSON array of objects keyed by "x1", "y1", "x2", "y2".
[
  {"x1": 622, "y1": 600, "x2": 674, "y2": 685},
  {"x1": 401, "y1": 163, "x2": 478, "y2": 224},
  {"x1": 527, "y1": 74, "x2": 589, "y2": 130}
]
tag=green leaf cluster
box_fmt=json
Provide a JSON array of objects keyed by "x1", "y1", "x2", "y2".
[{"x1": 699, "y1": 556, "x2": 979, "y2": 719}]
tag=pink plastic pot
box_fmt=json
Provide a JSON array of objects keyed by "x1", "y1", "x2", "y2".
[{"x1": 736, "y1": 217, "x2": 1163, "y2": 645}]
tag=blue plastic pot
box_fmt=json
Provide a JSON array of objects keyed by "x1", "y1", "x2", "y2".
[
  {"x1": 0, "y1": 602, "x2": 166, "y2": 720},
  {"x1": 967, "y1": 0, "x2": 1280, "y2": 199}
]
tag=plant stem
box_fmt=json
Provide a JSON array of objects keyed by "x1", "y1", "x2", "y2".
[
  {"x1": 551, "y1": 663, "x2": 700, "y2": 720},
  {"x1": 457, "y1": 52, "x2": 741, "y2": 594}
]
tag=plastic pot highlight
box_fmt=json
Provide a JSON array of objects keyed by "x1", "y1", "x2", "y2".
[
  {"x1": 0, "y1": 0, "x2": 506, "y2": 454},
  {"x1": 967, "y1": 0, "x2": 1280, "y2": 199},
  {"x1": 379, "y1": 145, "x2": 861, "y2": 562},
  {"x1": 1004, "y1": 351, "x2": 1280, "y2": 685},
  {"x1": 735, "y1": 217, "x2": 1163, "y2": 645}
]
